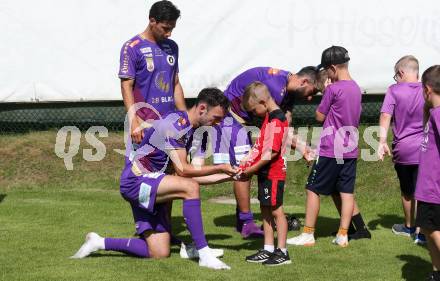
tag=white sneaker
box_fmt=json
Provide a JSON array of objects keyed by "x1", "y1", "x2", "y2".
[
  {"x1": 198, "y1": 247, "x2": 230, "y2": 270},
  {"x1": 180, "y1": 243, "x2": 224, "y2": 259},
  {"x1": 286, "y1": 233, "x2": 315, "y2": 246},
  {"x1": 332, "y1": 234, "x2": 348, "y2": 247},
  {"x1": 71, "y1": 232, "x2": 105, "y2": 259},
  {"x1": 198, "y1": 256, "x2": 231, "y2": 270}
]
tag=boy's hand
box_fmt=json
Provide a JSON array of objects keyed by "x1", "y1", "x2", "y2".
[
  {"x1": 303, "y1": 146, "x2": 316, "y2": 165},
  {"x1": 377, "y1": 142, "x2": 391, "y2": 161}
]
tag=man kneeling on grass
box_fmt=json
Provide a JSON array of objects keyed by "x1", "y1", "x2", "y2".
[{"x1": 72, "y1": 88, "x2": 238, "y2": 270}]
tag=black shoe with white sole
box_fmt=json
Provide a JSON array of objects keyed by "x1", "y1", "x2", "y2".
[
  {"x1": 245, "y1": 249, "x2": 273, "y2": 263},
  {"x1": 262, "y1": 248, "x2": 292, "y2": 266}
]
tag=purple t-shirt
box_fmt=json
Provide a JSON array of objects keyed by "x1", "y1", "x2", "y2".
[
  {"x1": 380, "y1": 82, "x2": 424, "y2": 164},
  {"x1": 415, "y1": 107, "x2": 440, "y2": 204},
  {"x1": 317, "y1": 80, "x2": 362, "y2": 159},
  {"x1": 119, "y1": 35, "x2": 179, "y2": 120},
  {"x1": 224, "y1": 67, "x2": 292, "y2": 122}
]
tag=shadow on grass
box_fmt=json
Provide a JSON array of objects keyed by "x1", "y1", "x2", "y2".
[
  {"x1": 368, "y1": 214, "x2": 402, "y2": 230},
  {"x1": 0, "y1": 194, "x2": 6, "y2": 204},
  {"x1": 213, "y1": 213, "x2": 340, "y2": 239},
  {"x1": 397, "y1": 254, "x2": 431, "y2": 281}
]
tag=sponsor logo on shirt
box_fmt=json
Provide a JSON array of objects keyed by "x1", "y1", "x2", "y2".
[
  {"x1": 155, "y1": 48, "x2": 163, "y2": 56},
  {"x1": 167, "y1": 55, "x2": 175, "y2": 66},
  {"x1": 121, "y1": 43, "x2": 130, "y2": 74},
  {"x1": 162, "y1": 44, "x2": 173, "y2": 54},
  {"x1": 140, "y1": 47, "x2": 152, "y2": 54},
  {"x1": 268, "y1": 68, "x2": 280, "y2": 75},
  {"x1": 154, "y1": 71, "x2": 170, "y2": 92},
  {"x1": 129, "y1": 39, "x2": 140, "y2": 47}
]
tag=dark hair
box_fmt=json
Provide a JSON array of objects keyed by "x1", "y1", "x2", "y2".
[
  {"x1": 422, "y1": 65, "x2": 440, "y2": 94},
  {"x1": 149, "y1": 1, "x2": 180, "y2": 22},
  {"x1": 196, "y1": 87, "x2": 230, "y2": 112},
  {"x1": 296, "y1": 66, "x2": 319, "y2": 93},
  {"x1": 422, "y1": 65, "x2": 440, "y2": 125}
]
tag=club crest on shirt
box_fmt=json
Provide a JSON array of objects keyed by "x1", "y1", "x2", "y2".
[
  {"x1": 146, "y1": 57, "x2": 155, "y2": 72},
  {"x1": 167, "y1": 55, "x2": 175, "y2": 66}
]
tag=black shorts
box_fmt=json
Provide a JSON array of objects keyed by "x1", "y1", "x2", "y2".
[
  {"x1": 258, "y1": 176, "x2": 285, "y2": 207},
  {"x1": 306, "y1": 156, "x2": 357, "y2": 195},
  {"x1": 416, "y1": 201, "x2": 440, "y2": 231},
  {"x1": 394, "y1": 164, "x2": 418, "y2": 196}
]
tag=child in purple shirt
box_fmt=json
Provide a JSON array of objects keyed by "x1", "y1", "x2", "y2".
[
  {"x1": 378, "y1": 55, "x2": 425, "y2": 243},
  {"x1": 415, "y1": 65, "x2": 440, "y2": 281},
  {"x1": 288, "y1": 46, "x2": 370, "y2": 248}
]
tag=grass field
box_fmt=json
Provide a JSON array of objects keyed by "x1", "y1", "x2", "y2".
[{"x1": 0, "y1": 129, "x2": 432, "y2": 281}]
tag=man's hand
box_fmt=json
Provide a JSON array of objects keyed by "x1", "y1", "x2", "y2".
[
  {"x1": 220, "y1": 164, "x2": 238, "y2": 176},
  {"x1": 377, "y1": 142, "x2": 391, "y2": 161},
  {"x1": 131, "y1": 115, "x2": 144, "y2": 144},
  {"x1": 303, "y1": 146, "x2": 316, "y2": 166}
]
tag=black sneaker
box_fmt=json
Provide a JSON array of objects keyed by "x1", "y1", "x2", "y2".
[
  {"x1": 262, "y1": 248, "x2": 292, "y2": 266},
  {"x1": 348, "y1": 229, "x2": 372, "y2": 240},
  {"x1": 245, "y1": 249, "x2": 273, "y2": 263},
  {"x1": 287, "y1": 215, "x2": 301, "y2": 231},
  {"x1": 427, "y1": 272, "x2": 440, "y2": 281}
]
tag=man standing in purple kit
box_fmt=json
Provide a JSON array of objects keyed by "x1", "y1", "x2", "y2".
[
  {"x1": 212, "y1": 66, "x2": 321, "y2": 238},
  {"x1": 72, "y1": 88, "x2": 236, "y2": 270},
  {"x1": 119, "y1": 0, "x2": 186, "y2": 144},
  {"x1": 378, "y1": 55, "x2": 426, "y2": 244}
]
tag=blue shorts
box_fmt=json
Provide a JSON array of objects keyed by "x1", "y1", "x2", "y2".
[
  {"x1": 120, "y1": 165, "x2": 169, "y2": 234},
  {"x1": 212, "y1": 113, "x2": 252, "y2": 166},
  {"x1": 306, "y1": 156, "x2": 357, "y2": 195}
]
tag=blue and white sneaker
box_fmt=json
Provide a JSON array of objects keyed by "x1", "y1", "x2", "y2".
[
  {"x1": 392, "y1": 224, "x2": 415, "y2": 237},
  {"x1": 414, "y1": 233, "x2": 427, "y2": 245}
]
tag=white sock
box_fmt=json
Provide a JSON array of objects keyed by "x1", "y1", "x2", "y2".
[
  {"x1": 280, "y1": 248, "x2": 287, "y2": 254},
  {"x1": 264, "y1": 244, "x2": 274, "y2": 252}
]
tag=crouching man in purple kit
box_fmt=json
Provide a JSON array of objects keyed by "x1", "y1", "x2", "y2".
[{"x1": 72, "y1": 88, "x2": 237, "y2": 270}]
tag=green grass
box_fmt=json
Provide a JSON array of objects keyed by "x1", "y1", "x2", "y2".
[{"x1": 0, "y1": 129, "x2": 431, "y2": 281}]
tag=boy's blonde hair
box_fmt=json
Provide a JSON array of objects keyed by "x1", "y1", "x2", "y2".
[
  {"x1": 242, "y1": 81, "x2": 270, "y2": 111},
  {"x1": 394, "y1": 55, "x2": 419, "y2": 74}
]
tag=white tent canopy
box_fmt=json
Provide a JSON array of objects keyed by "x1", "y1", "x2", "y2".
[{"x1": 1, "y1": 0, "x2": 439, "y2": 102}]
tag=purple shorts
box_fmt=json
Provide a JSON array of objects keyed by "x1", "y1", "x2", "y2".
[
  {"x1": 212, "y1": 113, "x2": 252, "y2": 166},
  {"x1": 120, "y1": 165, "x2": 169, "y2": 234},
  {"x1": 130, "y1": 202, "x2": 171, "y2": 235}
]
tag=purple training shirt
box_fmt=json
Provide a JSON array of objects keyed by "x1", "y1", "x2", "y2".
[
  {"x1": 381, "y1": 82, "x2": 424, "y2": 164},
  {"x1": 224, "y1": 67, "x2": 291, "y2": 122},
  {"x1": 317, "y1": 80, "x2": 362, "y2": 159},
  {"x1": 119, "y1": 35, "x2": 179, "y2": 120},
  {"x1": 415, "y1": 106, "x2": 440, "y2": 204}
]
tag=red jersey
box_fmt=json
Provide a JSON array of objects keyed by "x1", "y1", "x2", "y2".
[{"x1": 240, "y1": 109, "x2": 288, "y2": 179}]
